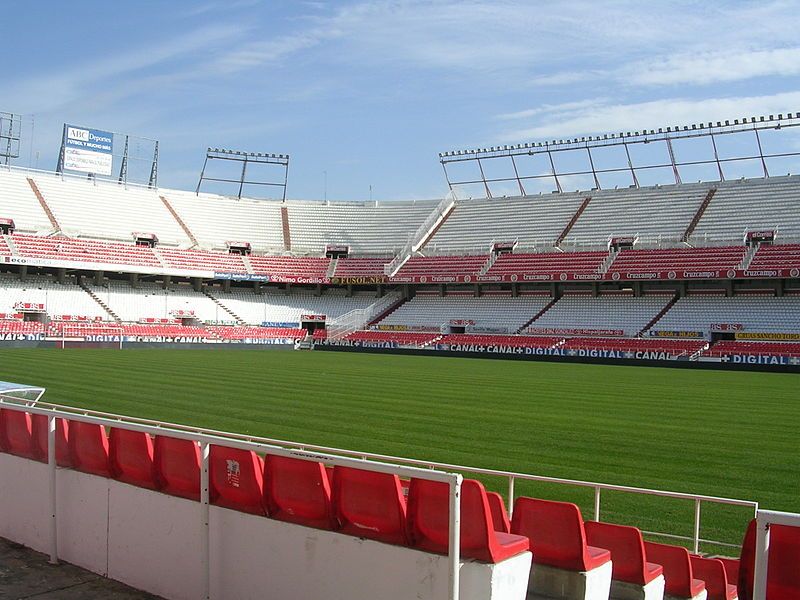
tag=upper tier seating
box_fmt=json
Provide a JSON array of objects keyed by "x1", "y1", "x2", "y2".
[
  {"x1": 0, "y1": 169, "x2": 52, "y2": 232},
  {"x1": 488, "y1": 251, "x2": 607, "y2": 277},
  {"x1": 156, "y1": 247, "x2": 246, "y2": 273},
  {"x1": 427, "y1": 193, "x2": 586, "y2": 253},
  {"x1": 692, "y1": 176, "x2": 800, "y2": 242},
  {"x1": 0, "y1": 235, "x2": 10, "y2": 255},
  {"x1": 407, "y1": 478, "x2": 530, "y2": 563},
  {"x1": 286, "y1": 199, "x2": 436, "y2": 255},
  {"x1": 609, "y1": 246, "x2": 745, "y2": 275},
  {"x1": 643, "y1": 541, "x2": 705, "y2": 600},
  {"x1": 30, "y1": 173, "x2": 191, "y2": 245},
  {"x1": 0, "y1": 275, "x2": 109, "y2": 319},
  {"x1": 162, "y1": 189, "x2": 284, "y2": 252},
  {"x1": 529, "y1": 294, "x2": 671, "y2": 336},
  {"x1": 379, "y1": 294, "x2": 550, "y2": 331},
  {"x1": 395, "y1": 255, "x2": 486, "y2": 278},
  {"x1": 748, "y1": 243, "x2": 800, "y2": 270},
  {"x1": 247, "y1": 255, "x2": 330, "y2": 278},
  {"x1": 564, "y1": 182, "x2": 713, "y2": 245},
  {"x1": 11, "y1": 234, "x2": 161, "y2": 267},
  {"x1": 652, "y1": 295, "x2": 800, "y2": 335},
  {"x1": 333, "y1": 257, "x2": 387, "y2": 278}
]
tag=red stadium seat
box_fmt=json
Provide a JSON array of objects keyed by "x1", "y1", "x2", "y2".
[
  {"x1": 31, "y1": 414, "x2": 72, "y2": 467},
  {"x1": 737, "y1": 518, "x2": 800, "y2": 600},
  {"x1": 486, "y1": 491, "x2": 510, "y2": 534},
  {"x1": 332, "y1": 466, "x2": 408, "y2": 545},
  {"x1": 153, "y1": 436, "x2": 200, "y2": 500},
  {"x1": 585, "y1": 521, "x2": 663, "y2": 585},
  {"x1": 690, "y1": 555, "x2": 737, "y2": 600},
  {"x1": 0, "y1": 409, "x2": 38, "y2": 459},
  {"x1": 209, "y1": 446, "x2": 265, "y2": 516},
  {"x1": 263, "y1": 455, "x2": 335, "y2": 530},
  {"x1": 407, "y1": 478, "x2": 529, "y2": 563},
  {"x1": 717, "y1": 557, "x2": 739, "y2": 588},
  {"x1": 68, "y1": 421, "x2": 111, "y2": 477},
  {"x1": 511, "y1": 497, "x2": 610, "y2": 571},
  {"x1": 109, "y1": 428, "x2": 157, "y2": 489},
  {"x1": 644, "y1": 541, "x2": 705, "y2": 599}
]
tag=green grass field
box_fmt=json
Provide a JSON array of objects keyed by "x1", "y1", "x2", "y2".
[{"x1": 0, "y1": 348, "x2": 797, "y2": 553}]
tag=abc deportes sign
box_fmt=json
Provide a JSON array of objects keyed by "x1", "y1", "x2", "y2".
[{"x1": 62, "y1": 124, "x2": 114, "y2": 176}]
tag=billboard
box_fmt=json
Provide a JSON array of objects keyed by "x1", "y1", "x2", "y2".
[{"x1": 62, "y1": 124, "x2": 113, "y2": 176}]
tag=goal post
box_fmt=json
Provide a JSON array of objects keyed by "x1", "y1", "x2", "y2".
[{"x1": 60, "y1": 324, "x2": 124, "y2": 350}]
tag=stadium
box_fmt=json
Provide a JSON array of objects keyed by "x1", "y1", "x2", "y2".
[{"x1": 1, "y1": 3, "x2": 799, "y2": 599}]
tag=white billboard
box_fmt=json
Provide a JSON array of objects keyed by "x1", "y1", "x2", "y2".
[{"x1": 62, "y1": 124, "x2": 113, "y2": 176}]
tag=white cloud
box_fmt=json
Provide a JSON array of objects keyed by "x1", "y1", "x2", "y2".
[{"x1": 500, "y1": 91, "x2": 800, "y2": 141}]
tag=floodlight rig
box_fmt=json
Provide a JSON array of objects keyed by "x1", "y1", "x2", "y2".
[
  {"x1": 0, "y1": 112, "x2": 21, "y2": 166},
  {"x1": 439, "y1": 112, "x2": 800, "y2": 198},
  {"x1": 196, "y1": 148, "x2": 290, "y2": 200}
]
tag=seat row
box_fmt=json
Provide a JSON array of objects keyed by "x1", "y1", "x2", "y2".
[{"x1": 0, "y1": 412, "x2": 528, "y2": 564}]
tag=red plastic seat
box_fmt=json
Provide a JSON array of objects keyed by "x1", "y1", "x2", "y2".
[
  {"x1": 690, "y1": 555, "x2": 737, "y2": 600},
  {"x1": 407, "y1": 478, "x2": 529, "y2": 563},
  {"x1": 263, "y1": 455, "x2": 335, "y2": 530},
  {"x1": 209, "y1": 446, "x2": 265, "y2": 516},
  {"x1": 585, "y1": 521, "x2": 663, "y2": 585},
  {"x1": 68, "y1": 421, "x2": 111, "y2": 477},
  {"x1": 511, "y1": 497, "x2": 610, "y2": 571},
  {"x1": 738, "y1": 518, "x2": 800, "y2": 600},
  {"x1": 153, "y1": 436, "x2": 200, "y2": 500},
  {"x1": 109, "y1": 428, "x2": 156, "y2": 489},
  {"x1": 486, "y1": 491, "x2": 510, "y2": 534},
  {"x1": 0, "y1": 409, "x2": 38, "y2": 459},
  {"x1": 31, "y1": 414, "x2": 72, "y2": 466},
  {"x1": 644, "y1": 541, "x2": 705, "y2": 599},
  {"x1": 717, "y1": 557, "x2": 739, "y2": 587},
  {"x1": 332, "y1": 466, "x2": 407, "y2": 545}
]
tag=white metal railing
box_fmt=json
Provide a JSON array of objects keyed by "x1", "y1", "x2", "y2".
[
  {"x1": 754, "y1": 509, "x2": 800, "y2": 599},
  {"x1": 0, "y1": 393, "x2": 464, "y2": 600},
  {"x1": 3, "y1": 393, "x2": 761, "y2": 554},
  {"x1": 325, "y1": 291, "x2": 402, "y2": 340}
]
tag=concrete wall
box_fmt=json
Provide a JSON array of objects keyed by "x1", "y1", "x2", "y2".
[{"x1": 0, "y1": 453, "x2": 531, "y2": 600}]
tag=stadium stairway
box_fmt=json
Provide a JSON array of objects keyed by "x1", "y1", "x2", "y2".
[
  {"x1": 638, "y1": 294, "x2": 680, "y2": 336},
  {"x1": 4, "y1": 234, "x2": 19, "y2": 255},
  {"x1": 367, "y1": 295, "x2": 408, "y2": 326},
  {"x1": 556, "y1": 196, "x2": 591, "y2": 247},
  {"x1": 150, "y1": 248, "x2": 171, "y2": 269},
  {"x1": 78, "y1": 280, "x2": 122, "y2": 322},
  {"x1": 241, "y1": 255, "x2": 255, "y2": 275},
  {"x1": 326, "y1": 258, "x2": 339, "y2": 278},
  {"x1": 26, "y1": 177, "x2": 61, "y2": 233},
  {"x1": 202, "y1": 289, "x2": 245, "y2": 324},
  {"x1": 682, "y1": 188, "x2": 717, "y2": 242},
  {"x1": 280, "y1": 205, "x2": 292, "y2": 250},
  {"x1": 159, "y1": 195, "x2": 199, "y2": 248},
  {"x1": 737, "y1": 244, "x2": 758, "y2": 270},
  {"x1": 516, "y1": 296, "x2": 559, "y2": 333}
]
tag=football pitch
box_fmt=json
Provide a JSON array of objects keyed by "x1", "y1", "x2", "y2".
[{"x1": 0, "y1": 347, "x2": 797, "y2": 552}]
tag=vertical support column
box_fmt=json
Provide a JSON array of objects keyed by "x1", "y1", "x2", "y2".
[
  {"x1": 594, "y1": 487, "x2": 601, "y2": 521},
  {"x1": 753, "y1": 517, "x2": 770, "y2": 600},
  {"x1": 48, "y1": 414, "x2": 58, "y2": 564},
  {"x1": 447, "y1": 474, "x2": 463, "y2": 600},
  {"x1": 200, "y1": 441, "x2": 210, "y2": 600},
  {"x1": 507, "y1": 476, "x2": 515, "y2": 517},
  {"x1": 693, "y1": 499, "x2": 702, "y2": 554}
]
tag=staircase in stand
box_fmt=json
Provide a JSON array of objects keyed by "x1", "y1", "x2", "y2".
[
  {"x1": 202, "y1": 289, "x2": 245, "y2": 324},
  {"x1": 516, "y1": 296, "x2": 559, "y2": 333},
  {"x1": 598, "y1": 247, "x2": 619, "y2": 274},
  {"x1": 3, "y1": 234, "x2": 19, "y2": 255},
  {"x1": 242, "y1": 255, "x2": 255, "y2": 275},
  {"x1": 151, "y1": 248, "x2": 170, "y2": 269},
  {"x1": 479, "y1": 252, "x2": 499, "y2": 276},
  {"x1": 556, "y1": 196, "x2": 591, "y2": 246},
  {"x1": 367, "y1": 295, "x2": 407, "y2": 327},
  {"x1": 385, "y1": 193, "x2": 456, "y2": 276},
  {"x1": 420, "y1": 334, "x2": 442, "y2": 348},
  {"x1": 682, "y1": 188, "x2": 716, "y2": 242},
  {"x1": 638, "y1": 294, "x2": 679, "y2": 335},
  {"x1": 738, "y1": 244, "x2": 759, "y2": 270},
  {"x1": 326, "y1": 258, "x2": 339, "y2": 278},
  {"x1": 160, "y1": 195, "x2": 199, "y2": 247},
  {"x1": 78, "y1": 280, "x2": 122, "y2": 322},
  {"x1": 27, "y1": 177, "x2": 61, "y2": 233},
  {"x1": 281, "y1": 206, "x2": 292, "y2": 251}
]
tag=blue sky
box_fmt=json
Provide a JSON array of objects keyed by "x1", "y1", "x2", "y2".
[{"x1": 5, "y1": 0, "x2": 800, "y2": 200}]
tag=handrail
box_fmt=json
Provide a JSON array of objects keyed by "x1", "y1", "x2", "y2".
[
  {"x1": 1, "y1": 394, "x2": 759, "y2": 555},
  {"x1": 0, "y1": 393, "x2": 464, "y2": 600}
]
